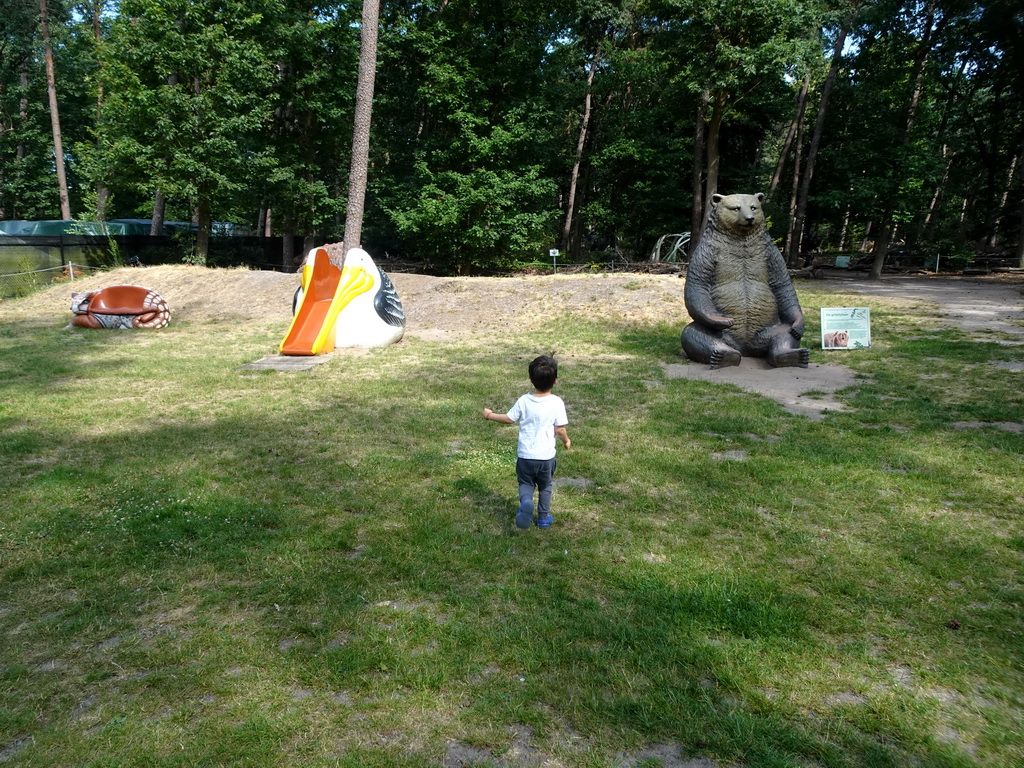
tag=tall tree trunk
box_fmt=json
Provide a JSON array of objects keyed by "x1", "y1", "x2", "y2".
[
  {"x1": 151, "y1": 69, "x2": 178, "y2": 236},
  {"x1": 783, "y1": 104, "x2": 805, "y2": 265},
  {"x1": 91, "y1": 0, "x2": 109, "y2": 219},
  {"x1": 919, "y1": 146, "x2": 951, "y2": 240},
  {"x1": 342, "y1": 0, "x2": 380, "y2": 262},
  {"x1": 18, "y1": 62, "x2": 29, "y2": 163},
  {"x1": 195, "y1": 198, "x2": 212, "y2": 263},
  {"x1": 869, "y1": 219, "x2": 895, "y2": 279},
  {"x1": 792, "y1": 27, "x2": 847, "y2": 265},
  {"x1": 870, "y1": 0, "x2": 945, "y2": 279},
  {"x1": 838, "y1": 191, "x2": 853, "y2": 250},
  {"x1": 1016, "y1": 197, "x2": 1024, "y2": 269},
  {"x1": 282, "y1": 230, "x2": 294, "y2": 270},
  {"x1": 703, "y1": 90, "x2": 726, "y2": 227},
  {"x1": 3, "y1": 63, "x2": 31, "y2": 218},
  {"x1": 150, "y1": 190, "x2": 166, "y2": 235},
  {"x1": 96, "y1": 188, "x2": 111, "y2": 221},
  {"x1": 40, "y1": 0, "x2": 72, "y2": 220},
  {"x1": 957, "y1": 196, "x2": 971, "y2": 244},
  {"x1": 770, "y1": 73, "x2": 809, "y2": 200},
  {"x1": 990, "y1": 150, "x2": 1020, "y2": 247},
  {"x1": 689, "y1": 89, "x2": 708, "y2": 253},
  {"x1": 561, "y1": 45, "x2": 600, "y2": 257},
  {"x1": 861, "y1": 221, "x2": 873, "y2": 252}
]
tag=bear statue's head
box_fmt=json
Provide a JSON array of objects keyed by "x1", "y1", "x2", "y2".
[{"x1": 711, "y1": 193, "x2": 766, "y2": 236}]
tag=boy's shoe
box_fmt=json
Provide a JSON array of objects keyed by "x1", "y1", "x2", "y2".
[
  {"x1": 515, "y1": 500, "x2": 534, "y2": 529},
  {"x1": 536, "y1": 513, "x2": 554, "y2": 529}
]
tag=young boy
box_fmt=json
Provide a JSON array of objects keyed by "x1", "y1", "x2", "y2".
[{"x1": 483, "y1": 355, "x2": 571, "y2": 529}]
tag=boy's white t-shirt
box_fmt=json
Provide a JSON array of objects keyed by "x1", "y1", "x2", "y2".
[{"x1": 507, "y1": 393, "x2": 568, "y2": 461}]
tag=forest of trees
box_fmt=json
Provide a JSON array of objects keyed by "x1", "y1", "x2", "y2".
[{"x1": 1, "y1": 0, "x2": 1021, "y2": 275}]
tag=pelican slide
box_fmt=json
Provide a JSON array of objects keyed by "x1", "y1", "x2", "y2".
[{"x1": 279, "y1": 248, "x2": 372, "y2": 355}]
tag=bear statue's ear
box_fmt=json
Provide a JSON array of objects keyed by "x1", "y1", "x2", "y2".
[
  {"x1": 712, "y1": 193, "x2": 724, "y2": 205},
  {"x1": 756, "y1": 192, "x2": 765, "y2": 203}
]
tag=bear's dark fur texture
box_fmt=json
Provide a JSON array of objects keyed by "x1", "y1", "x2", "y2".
[{"x1": 681, "y1": 193, "x2": 809, "y2": 368}]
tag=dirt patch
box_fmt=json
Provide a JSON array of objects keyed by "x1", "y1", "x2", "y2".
[
  {"x1": 616, "y1": 743, "x2": 721, "y2": 767},
  {"x1": 662, "y1": 358, "x2": 859, "y2": 421},
  {"x1": 812, "y1": 271, "x2": 1024, "y2": 342},
  {"x1": 8, "y1": 263, "x2": 1021, "y2": 340},
  {"x1": 5, "y1": 263, "x2": 1022, "y2": 418},
  {"x1": 4, "y1": 264, "x2": 691, "y2": 336}
]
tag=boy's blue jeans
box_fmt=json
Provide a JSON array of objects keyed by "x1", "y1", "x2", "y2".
[{"x1": 516, "y1": 457, "x2": 556, "y2": 518}]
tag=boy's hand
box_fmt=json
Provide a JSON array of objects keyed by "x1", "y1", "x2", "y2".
[
  {"x1": 563, "y1": 438, "x2": 572, "y2": 450},
  {"x1": 483, "y1": 408, "x2": 493, "y2": 419}
]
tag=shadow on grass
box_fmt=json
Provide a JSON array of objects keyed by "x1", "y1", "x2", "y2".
[
  {"x1": 453, "y1": 476, "x2": 517, "y2": 528},
  {"x1": 0, "y1": 339, "x2": 1014, "y2": 767}
]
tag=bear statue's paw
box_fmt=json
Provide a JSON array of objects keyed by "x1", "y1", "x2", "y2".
[
  {"x1": 771, "y1": 348, "x2": 810, "y2": 368},
  {"x1": 709, "y1": 348, "x2": 742, "y2": 369}
]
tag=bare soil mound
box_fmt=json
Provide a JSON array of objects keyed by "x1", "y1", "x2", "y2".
[
  {"x1": 4, "y1": 263, "x2": 1021, "y2": 418},
  {"x1": 7, "y1": 262, "x2": 1019, "y2": 338},
  {"x1": 3, "y1": 264, "x2": 693, "y2": 336}
]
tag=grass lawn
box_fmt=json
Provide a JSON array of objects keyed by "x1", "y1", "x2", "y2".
[{"x1": 1, "y1": 275, "x2": 1022, "y2": 767}]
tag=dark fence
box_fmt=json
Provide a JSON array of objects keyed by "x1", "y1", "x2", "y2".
[
  {"x1": 0, "y1": 233, "x2": 304, "y2": 272},
  {"x1": 0, "y1": 234, "x2": 308, "y2": 299}
]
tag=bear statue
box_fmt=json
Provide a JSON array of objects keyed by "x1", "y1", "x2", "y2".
[{"x1": 681, "y1": 193, "x2": 809, "y2": 369}]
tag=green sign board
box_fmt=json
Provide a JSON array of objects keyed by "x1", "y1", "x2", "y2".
[{"x1": 820, "y1": 307, "x2": 871, "y2": 349}]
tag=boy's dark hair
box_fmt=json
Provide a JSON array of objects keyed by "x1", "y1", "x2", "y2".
[{"x1": 529, "y1": 355, "x2": 558, "y2": 391}]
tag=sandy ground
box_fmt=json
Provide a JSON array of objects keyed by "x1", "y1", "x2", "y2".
[{"x1": 5, "y1": 262, "x2": 1022, "y2": 418}]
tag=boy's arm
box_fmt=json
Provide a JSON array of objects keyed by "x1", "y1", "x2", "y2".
[
  {"x1": 483, "y1": 408, "x2": 515, "y2": 425},
  {"x1": 555, "y1": 424, "x2": 571, "y2": 450}
]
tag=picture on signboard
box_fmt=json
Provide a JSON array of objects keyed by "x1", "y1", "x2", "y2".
[
  {"x1": 823, "y1": 330, "x2": 850, "y2": 348},
  {"x1": 820, "y1": 307, "x2": 870, "y2": 349}
]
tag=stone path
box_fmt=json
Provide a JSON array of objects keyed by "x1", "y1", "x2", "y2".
[
  {"x1": 819, "y1": 274, "x2": 1024, "y2": 342},
  {"x1": 235, "y1": 354, "x2": 334, "y2": 372}
]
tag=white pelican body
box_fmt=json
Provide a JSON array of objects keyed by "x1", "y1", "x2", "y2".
[{"x1": 291, "y1": 247, "x2": 405, "y2": 349}]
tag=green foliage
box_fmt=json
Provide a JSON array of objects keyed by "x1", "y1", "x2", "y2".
[
  {"x1": 2, "y1": 0, "x2": 1021, "y2": 271},
  {"x1": 96, "y1": 0, "x2": 285, "y2": 256},
  {"x1": 0, "y1": 1, "x2": 62, "y2": 219},
  {"x1": 389, "y1": 163, "x2": 558, "y2": 272},
  {"x1": 808, "y1": 0, "x2": 1024, "y2": 258},
  {"x1": 384, "y1": 109, "x2": 560, "y2": 272}
]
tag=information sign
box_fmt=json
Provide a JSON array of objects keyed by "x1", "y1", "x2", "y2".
[{"x1": 820, "y1": 307, "x2": 871, "y2": 349}]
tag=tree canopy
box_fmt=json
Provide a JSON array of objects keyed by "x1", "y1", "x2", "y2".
[{"x1": 1, "y1": 0, "x2": 1020, "y2": 272}]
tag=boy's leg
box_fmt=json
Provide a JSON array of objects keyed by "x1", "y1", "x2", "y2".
[
  {"x1": 535, "y1": 458, "x2": 556, "y2": 528},
  {"x1": 515, "y1": 458, "x2": 537, "y2": 529}
]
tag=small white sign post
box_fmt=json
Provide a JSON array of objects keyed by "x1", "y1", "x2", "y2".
[{"x1": 820, "y1": 307, "x2": 871, "y2": 349}]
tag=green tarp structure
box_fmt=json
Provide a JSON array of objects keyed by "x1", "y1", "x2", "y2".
[
  {"x1": 0, "y1": 220, "x2": 202, "y2": 236},
  {"x1": 0, "y1": 219, "x2": 150, "y2": 236}
]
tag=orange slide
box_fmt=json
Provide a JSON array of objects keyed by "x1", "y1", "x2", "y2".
[{"x1": 279, "y1": 249, "x2": 345, "y2": 355}]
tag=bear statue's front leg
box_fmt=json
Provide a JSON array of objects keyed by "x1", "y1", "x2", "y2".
[
  {"x1": 681, "y1": 322, "x2": 742, "y2": 368},
  {"x1": 765, "y1": 324, "x2": 810, "y2": 368}
]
